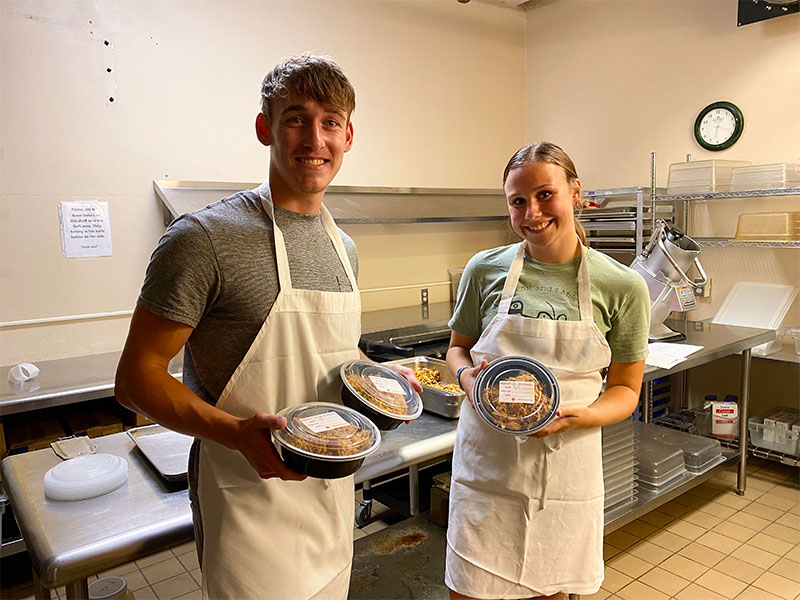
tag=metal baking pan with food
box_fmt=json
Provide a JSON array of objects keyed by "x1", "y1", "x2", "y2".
[
  {"x1": 127, "y1": 424, "x2": 194, "y2": 481},
  {"x1": 384, "y1": 356, "x2": 465, "y2": 419}
]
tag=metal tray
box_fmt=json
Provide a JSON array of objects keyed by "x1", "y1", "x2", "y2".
[
  {"x1": 385, "y1": 356, "x2": 464, "y2": 418},
  {"x1": 127, "y1": 424, "x2": 193, "y2": 481}
]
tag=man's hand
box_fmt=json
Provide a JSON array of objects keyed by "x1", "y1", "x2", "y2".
[
  {"x1": 385, "y1": 364, "x2": 423, "y2": 393},
  {"x1": 232, "y1": 413, "x2": 307, "y2": 481}
]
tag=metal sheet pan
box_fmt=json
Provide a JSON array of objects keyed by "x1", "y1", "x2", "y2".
[
  {"x1": 385, "y1": 357, "x2": 464, "y2": 419},
  {"x1": 127, "y1": 425, "x2": 193, "y2": 481}
]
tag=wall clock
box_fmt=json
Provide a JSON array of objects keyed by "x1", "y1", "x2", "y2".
[{"x1": 694, "y1": 101, "x2": 744, "y2": 151}]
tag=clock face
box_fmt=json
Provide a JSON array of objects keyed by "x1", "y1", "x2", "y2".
[{"x1": 694, "y1": 102, "x2": 744, "y2": 151}]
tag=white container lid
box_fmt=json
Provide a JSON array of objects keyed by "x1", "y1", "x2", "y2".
[
  {"x1": 89, "y1": 577, "x2": 129, "y2": 600},
  {"x1": 712, "y1": 282, "x2": 798, "y2": 331},
  {"x1": 44, "y1": 454, "x2": 128, "y2": 501}
]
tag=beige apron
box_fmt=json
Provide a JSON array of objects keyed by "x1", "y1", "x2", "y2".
[
  {"x1": 446, "y1": 243, "x2": 612, "y2": 598},
  {"x1": 197, "y1": 189, "x2": 361, "y2": 600}
]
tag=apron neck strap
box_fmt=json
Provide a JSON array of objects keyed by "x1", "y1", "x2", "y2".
[
  {"x1": 256, "y1": 185, "x2": 358, "y2": 292},
  {"x1": 498, "y1": 242, "x2": 593, "y2": 321}
]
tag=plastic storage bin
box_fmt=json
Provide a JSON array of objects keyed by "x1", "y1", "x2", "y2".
[
  {"x1": 748, "y1": 406, "x2": 800, "y2": 457},
  {"x1": 667, "y1": 159, "x2": 751, "y2": 194},
  {"x1": 731, "y1": 163, "x2": 800, "y2": 190},
  {"x1": 734, "y1": 212, "x2": 800, "y2": 242}
]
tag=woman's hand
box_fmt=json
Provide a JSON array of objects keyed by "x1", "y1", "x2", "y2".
[
  {"x1": 528, "y1": 405, "x2": 599, "y2": 438},
  {"x1": 459, "y1": 360, "x2": 488, "y2": 405}
]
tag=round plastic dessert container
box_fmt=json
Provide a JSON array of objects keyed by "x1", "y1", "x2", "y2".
[
  {"x1": 472, "y1": 355, "x2": 560, "y2": 435},
  {"x1": 272, "y1": 402, "x2": 380, "y2": 479},
  {"x1": 340, "y1": 360, "x2": 423, "y2": 430}
]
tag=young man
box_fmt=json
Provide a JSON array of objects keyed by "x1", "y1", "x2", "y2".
[{"x1": 116, "y1": 54, "x2": 417, "y2": 600}]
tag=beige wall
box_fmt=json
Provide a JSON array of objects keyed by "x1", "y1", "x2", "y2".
[
  {"x1": 524, "y1": 0, "x2": 800, "y2": 328},
  {"x1": 0, "y1": 0, "x2": 525, "y2": 364}
]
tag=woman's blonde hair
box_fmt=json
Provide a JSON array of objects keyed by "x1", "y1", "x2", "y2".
[{"x1": 502, "y1": 142, "x2": 587, "y2": 246}]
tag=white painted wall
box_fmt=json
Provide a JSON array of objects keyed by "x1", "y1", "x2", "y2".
[
  {"x1": 523, "y1": 0, "x2": 800, "y2": 330},
  {"x1": 0, "y1": 0, "x2": 525, "y2": 363}
]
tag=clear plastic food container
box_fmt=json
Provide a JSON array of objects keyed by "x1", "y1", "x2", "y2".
[
  {"x1": 472, "y1": 355, "x2": 560, "y2": 435},
  {"x1": 272, "y1": 402, "x2": 381, "y2": 478},
  {"x1": 340, "y1": 360, "x2": 423, "y2": 430},
  {"x1": 748, "y1": 406, "x2": 800, "y2": 457}
]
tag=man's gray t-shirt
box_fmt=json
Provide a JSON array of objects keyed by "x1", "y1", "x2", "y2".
[{"x1": 137, "y1": 189, "x2": 359, "y2": 404}]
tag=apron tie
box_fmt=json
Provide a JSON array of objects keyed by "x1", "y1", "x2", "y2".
[{"x1": 538, "y1": 435, "x2": 562, "y2": 511}]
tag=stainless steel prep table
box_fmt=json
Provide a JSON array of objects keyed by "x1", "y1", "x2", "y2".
[{"x1": 0, "y1": 413, "x2": 458, "y2": 599}]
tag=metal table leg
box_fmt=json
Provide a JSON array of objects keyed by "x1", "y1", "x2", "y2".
[
  {"x1": 642, "y1": 381, "x2": 653, "y2": 423},
  {"x1": 408, "y1": 464, "x2": 420, "y2": 516},
  {"x1": 65, "y1": 580, "x2": 89, "y2": 599},
  {"x1": 32, "y1": 569, "x2": 51, "y2": 600},
  {"x1": 737, "y1": 348, "x2": 751, "y2": 495}
]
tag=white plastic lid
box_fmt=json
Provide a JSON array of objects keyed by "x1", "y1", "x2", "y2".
[
  {"x1": 44, "y1": 454, "x2": 128, "y2": 501},
  {"x1": 88, "y1": 577, "x2": 128, "y2": 600}
]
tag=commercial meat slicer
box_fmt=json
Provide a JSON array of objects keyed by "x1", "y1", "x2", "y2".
[{"x1": 631, "y1": 219, "x2": 708, "y2": 342}]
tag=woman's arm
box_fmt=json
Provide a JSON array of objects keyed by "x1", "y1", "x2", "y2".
[
  {"x1": 446, "y1": 330, "x2": 487, "y2": 404},
  {"x1": 530, "y1": 359, "x2": 645, "y2": 437}
]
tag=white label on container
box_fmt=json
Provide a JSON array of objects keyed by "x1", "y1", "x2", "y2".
[
  {"x1": 368, "y1": 375, "x2": 406, "y2": 395},
  {"x1": 711, "y1": 402, "x2": 738, "y2": 438},
  {"x1": 498, "y1": 380, "x2": 536, "y2": 404},
  {"x1": 299, "y1": 411, "x2": 350, "y2": 433}
]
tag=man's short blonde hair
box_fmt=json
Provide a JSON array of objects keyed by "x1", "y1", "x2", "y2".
[{"x1": 260, "y1": 54, "x2": 356, "y2": 123}]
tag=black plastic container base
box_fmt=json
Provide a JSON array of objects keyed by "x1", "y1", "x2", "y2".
[
  {"x1": 280, "y1": 446, "x2": 365, "y2": 479},
  {"x1": 341, "y1": 388, "x2": 404, "y2": 431}
]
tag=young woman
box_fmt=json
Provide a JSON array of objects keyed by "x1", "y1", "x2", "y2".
[{"x1": 445, "y1": 143, "x2": 650, "y2": 600}]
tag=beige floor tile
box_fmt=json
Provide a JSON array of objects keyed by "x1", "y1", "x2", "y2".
[
  {"x1": 660, "y1": 501, "x2": 693, "y2": 518},
  {"x1": 604, "y1": 543, "x2": 622, "y2": 560},
  {"x1": 695, "y1": 569, "x2": 748, "y2": 599},
  {"x1": 353, "y1": 527, "x2": 368, "y2": 540},
  {"x1": 675, "y1": 492, "x2": 713, "y2": 509},
  {"x1": 175, "y1": 588, "x2": 204, "y2": 600},
  {"x1": 684, "y1": 509, "x2": 724, "y2": 530},
  {"x1": 674, "y1": 582, "x2": 729, "y2": 600},
  {"x1": 716, "y1": 492, "x2": 753, "y2": 511},
  {"x1": 583, "y1": 589, "x2": 611, "y2": 600},
  {"x1": 176, "y1": 552, "x2": 199, "y2": 572},
  {"x1": 136, "y1": 550, "x2": 175, "y2": 569},
  {"x1": 770, "y1": 557, "x2": 800, "y2": 584},
  {"x1": 638, "y1": 566, "x2": 691, "y2": 597},
  {"x1": 661, "y1": 553, "x2": 710, "y2": 580},
  {"x1": 728, "y1": 510, "x2": 774, "y2": 532},
  {"x1": 122, "y1": 570, "x2": 150, "y2": 592},
  {"x1": 692, "y1": 483, "x2": 724, "y2": 499},
  {"x1": 620, "y1": 519, "x2": 658, "y2": 539},
  {"x1": 606, "y1": 552, "x2": 653, "y2": 579},
  {"x1": 742, "y1": 502, "x2": 785, "y2": 522},
  {"x1": 141, "y1": 557, "x2": 186, "y2": 586},
  {"x1": 777, "y1": 512, "x2": 800, "y2": 531},
  {"x1": 698, "y1": 500, "x2": 739, "y2": 520},
  {"x1": 715, "y1": 555, "x2": 766, "y2": 584},
  {"x1": 765, "y1": 522, "x2": 800, "y2": 545},
  {"x1": 745, "y1": 478, "x2": 777, "y2": 494},
  {"x1": 189, "y1": 568, "x2": 201, "y2": 587},
  {"x1": 749, "y1": 532, "x2": 795, "y2": 556},
  {"x1": 615, "y1": 580, "x2": 669, "y2": 600},
  {"x1": 784, "y1": 544, "x2": 800, "y2": 563},
  {"x1": 730, "y1": 543, "x2": 781, "y2": 570},
  {"x1": 756, "y1": 494, "x2": 797, "y2": 513},
  {"x1": 696, "y1": 530, "x2": 743, "y2": 554},
  {"x1": 362, "y1": 519, "x2": 391, "y2": 535},
  {"x1": 751, "y1": 571, "x2": 800, "y2": 600},
  {"x1": 770, "y1": 484, "x2": 800, "y2": 500},
  {"x1": 667, "y1": 519, "x2": 706, "y2": 541},
  {"x1": 132, "y1": 586, "x2": 157, "y2": 600},
  {"x1": 602, "y1": 566, "x2": 633, "y2": 593},
  {"x1": 713, "y1": 521, "x2": 759, "y2": 543},
  {"x1": 97, "y1": 562, "x2": 140, "y2": 578},
  {"x1": 605, "y1": 530, "x2": 641, "y2": 551},
  {"x1": 628, "y1": 540, "x2": 672, "y2": 566},
  {"x1": 170, "y1": 542, "x2": 196, "y2": 557},
  {"x1": 647, "y1": 529, "x2": 691, "y2": 552},
  {"x1": 151, "y1": 573, "x2": 198, "y2": 600},
  {"x1": 734, "y1": 585, "x2": 784, "y2": 600},
  {"x1": 639, "y1": 510, "x2": 675, "y2": 528},
  {"x1": 679, "y1": 541, "x2": 726, "y2": 569}
]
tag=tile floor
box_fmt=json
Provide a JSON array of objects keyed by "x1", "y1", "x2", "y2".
[{"x1": 2, "y1": 457, "x2": 798, "y2": 600}]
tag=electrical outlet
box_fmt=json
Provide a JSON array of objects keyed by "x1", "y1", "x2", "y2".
[{"x1": 693, "y1": 278, "x2": 711, "y2": 298}]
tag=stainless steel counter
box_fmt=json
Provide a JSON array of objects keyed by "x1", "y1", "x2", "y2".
[
  {"x1": 0, "y1": 352, "x2": 183, "y2": 416},
  {"x1": 0, "y1": 412, "x2": 458, "y2": 597}
]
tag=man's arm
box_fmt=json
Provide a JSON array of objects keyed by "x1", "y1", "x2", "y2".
[{"x1": 115, "y1": 306, "x2": 304, "y2": 480}]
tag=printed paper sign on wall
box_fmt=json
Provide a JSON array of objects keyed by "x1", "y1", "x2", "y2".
[{"x1": 58, "y1": 201, "x2": 113, "y2": 258}]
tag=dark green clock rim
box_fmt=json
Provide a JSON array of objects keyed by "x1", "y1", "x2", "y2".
[{"x1": 694, "y1": 101, "x2": 744, "y2": 152}]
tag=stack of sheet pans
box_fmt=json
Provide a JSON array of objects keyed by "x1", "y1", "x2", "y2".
[{"x1": 602, "y1": 417, "x2": 638, "y2": 513}]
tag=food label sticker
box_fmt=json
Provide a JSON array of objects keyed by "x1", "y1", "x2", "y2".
[
  {"x1": 299, "y1": 411, "x2": 350, "y2": 433},
  {"x1": 499, "y1": 380, "x2": 536, "y2": 403},
  {"x1": 368, "y1": 375, "x2": 406, "y2": 395}
]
